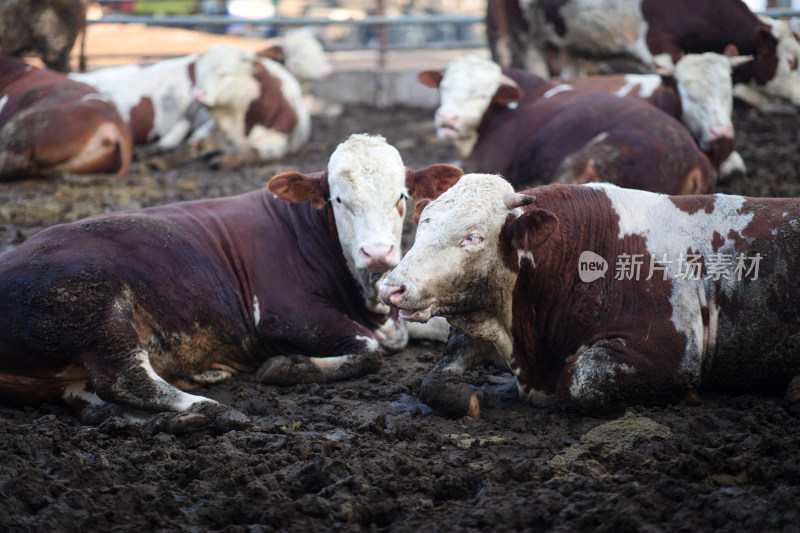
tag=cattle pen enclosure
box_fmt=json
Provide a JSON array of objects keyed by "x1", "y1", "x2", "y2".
[{"x1": 2, "y1": 5, "x2": 800, "y2": 533}]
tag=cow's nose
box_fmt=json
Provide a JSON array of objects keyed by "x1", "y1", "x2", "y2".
[
  {"x1": 436, "y1": 109, "x2": 459, "y2": 129},
  {"x1": 379, "y1": 281, "x2": 406, "y2": 307},
  {"x1": 192, "y1": 88, "x2": 208, "y2": 103},
  {"x1": 708, "y1": 125, "x2": 733, "y2": 140},
  {"x1": 360, "y1": 245, "x2": 396, "y2": 269}
]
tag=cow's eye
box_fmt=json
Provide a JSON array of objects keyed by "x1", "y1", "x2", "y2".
[
  {"x1": 789, "y1": 57, "x2": 798, "y2": 70},
  {"x1": 460, "y1": 234, "x2": 483, "y2": 247},
  {"x1": 395, "y1": 197, "x2": 406, "y2": 215},
  {"x1": 335, "y1": 197, "x2": 342, "y2": 204}
]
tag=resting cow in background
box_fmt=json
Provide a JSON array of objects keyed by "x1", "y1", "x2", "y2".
[
  {"x1": 487, "y1": 0, "x2": 800, "y2": 110},
  {"x1": 486, "y1": 0, "x2": 653, "y2": 78},
  {"x1": 0, "y1": 134, "x2": 462, "y2": 429},
  {"x1": 644, "y1": 2, "x2": 800, "y2": 109},
  {"x1": 0, "y1": 57, "x2": 132, "y2": 180},
  {"x1": 381, "y1": 173, "x2": 800, "y2": 417},
  {"x1": 567, "y1": 51, "x2": 752, "y2": 178},
  {"x1": 70, "y1": 45, "x2": 310, "y2": 165},
  {"x1": 419, "y1": 55, "x2": 716, "y2": 194},
  {"x1": 0, "y1": 0, "x2": 85, "y2": 72}
]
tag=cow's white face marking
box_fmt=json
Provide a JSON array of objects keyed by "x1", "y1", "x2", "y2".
[
  {"x1": 673, "y1": 53, "x2": 736, "y2": 149},
  {"x1": 281, "y1": 31, "x2": 332, "y2": 82},
  {"x1": 253, "y1": 295, "x2": 261, "y2": 325},
  {"x1": 193, "y1": 45, "x2": 260, "y2": 110},
  {"x1": 329, "y1": 134, "x2": 409, "y2": 313},
  {"x1": 69, "y1": 55, "x2": 197, "y2": 142},
  {"x1": 383, "y1": 174, "x2": 521, "y2": 356},
  {"x1": 543, "y1": 84, "x2": 574, "y2": 98},
  {"x1": 434, "y1": 56, "x2": 504, "y2": 155},
  {"x1": 758, "y1": 17, "x2": 800, "y2": 106},
  {"x1": 588, "y1": 183, "x2": 753, "y2": 369},
  {"x1": 615, "y1": 74, "x2": 662, "y2": 98}
]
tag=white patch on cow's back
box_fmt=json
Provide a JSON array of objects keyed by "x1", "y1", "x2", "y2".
[
  {"x1": 0, "y1": 94, "x2": 8, "y2": 114},
  {"x1": 615, "y1": 74, "x2": 661, "y2": 98},
  {"x1": 588, "y1": 183, "x2": 753, "y2": 376},
  {"x1": 70, "y1": 55, "x2": 197, "y2": 142},
  {"x1": 253, "y1": 295, "x2": 261, "y2": 325},
  {"x1": 544, "y1": 84, "x2": 573, "y2": 98}
]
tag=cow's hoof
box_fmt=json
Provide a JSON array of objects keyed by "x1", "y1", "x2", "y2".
[
  {"x1": 146, "y1": 411, "x2": 213, "y2": 435},
  {"x1": 785, "y1": 375, "x2": 800, "y2": 414},
  {"x1": 420, "y1": 373, "x2": 480, "y2": 418},
  {"x1": 255, "y1": 355, "x2": 322, "y2": 385},
  {"x1": 375, "y1": 318, "x2": 409, "y2": 354},
  {"x1": 193, "y1": 403, "x2": 253, "y2": 432}
]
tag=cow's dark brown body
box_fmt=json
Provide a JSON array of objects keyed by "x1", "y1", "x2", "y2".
[
  {"x1": 0, "y1": 190, "x2": 384, "y2": 409},
  {"x1": 464, "y1": 69, "x2": 716, "y2": 194},
  {"x1": 0, "y1": 57, "x2": 132, "y2": 180}
]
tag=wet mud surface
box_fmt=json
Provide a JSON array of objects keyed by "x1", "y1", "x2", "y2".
[{"x1": 1, "y1": 105, "x2": 800, "y2": 532}]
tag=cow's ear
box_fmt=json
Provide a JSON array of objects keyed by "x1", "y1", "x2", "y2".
[
  {"x1": 418, "y1": 70, "x2": 443, "y2": 88},
  {"x1": 405, "y1": 164, "x2": 464, "y2": 201},
  {"x1": 413, "y1": 199, "x2": 432, "y2": 225},
  {"x1": 258, "y1": 45, "x2": 285, "y2": 64},
  {"x1": 503, "y1": 208, "x2": 559, "y2": 250},
  {"x1": 493, "y1": 74, "x2": 523, "y2": 106},
  {"x1": 754, "y1": 25, "x2": 778, "y2": 57},
  {"x1": 267, "y1": 171, "x2": 329, "y2": 208}
]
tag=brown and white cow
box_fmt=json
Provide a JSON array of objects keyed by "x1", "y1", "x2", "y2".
[
  {"x1": 566, "y1": 51, "x2": 752, "y2": 177},
  {"x1": 0, "y1": 134, "x2": 462, "y2": 426},
  {"x1": 488, "y1": 0, "x2": 800, "y2": 110},
  {"x1": 420, "y1": 55, "x2": 716, "y2": 194},
  {"x1": 0, "y1": 56, "x2": 132, "y2": 180},
  {"x1": 69, "y1": 45, "x2": 310, "y2": 163},
  {"x1": 381, "y1": 173, "x2": 800, "y2": 417}
]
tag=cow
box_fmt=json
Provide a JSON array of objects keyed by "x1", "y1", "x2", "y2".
[
  {"x1": 486, "y1": 0, "x2": 653, "y2": 78},
  {"x1": 0, "y1": 56, "x2": 132, "y2": 180},
  {"x1": 487, "y1": 0, "x2": 800, "y2": 110},
  {"x1": 419, "y1": 55, "x2": 716, "y2": 195},
  {"x1": 380, "y1": 173, "x2": 800, "y2": 417},
  {"x1": 69, "y1": 45, "x2": 310, "y2": 165},
  {"x1": 0, "y1": 0, "x2": 85, "y2": 72},
  {"x1": 0, "y1": 134, "x2": 463, "y2": 429},
  {"x1": 566, "y1": 51, "x2": 752, "y2": 177}
]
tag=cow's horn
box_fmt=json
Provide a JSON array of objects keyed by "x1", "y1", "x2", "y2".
[
  {"x1": 503, "y1": 192, "x2": 535, "y2": 210},
  {"x1": 499, "y1": 73, "x2": 520, "y2": 89},
  {"x1": 729, "y1": 55, "x2": 755, "y2": 68}
]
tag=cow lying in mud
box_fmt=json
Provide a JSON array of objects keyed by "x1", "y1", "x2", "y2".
[
  {"x1": 420, "y1": 56, "x2": 716, "y2": 194},
  {"x1": 0, "y1": 134, "x2": 462, "y2": 430},
  {"x1": 381, "y1": 173, "x2": 800, "y2": 417}
]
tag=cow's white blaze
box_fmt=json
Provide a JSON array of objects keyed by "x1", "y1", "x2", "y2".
[
  {"x1": 673, "y1": 53, "x2": 736, "y2": 149},
  {"x1": 589, "y1": 183, "x2": 753, "y2": 373},
  {"x1": 756, "y1": 17, "x2": 800, "y2": 107},
  {"x1": 433, "y1": 56, "x2": 505, "y2": 157},
  {"x1": 383, "y1": 174, "x2": 521, "y2": 358},
  {"x1": 329, "y1": 134, "x2": 409, "y2": 313}
]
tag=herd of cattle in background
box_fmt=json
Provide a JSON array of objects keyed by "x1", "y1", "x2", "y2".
[{"x1": 1, "y1": 0, "x2": 800, "y2": 426}]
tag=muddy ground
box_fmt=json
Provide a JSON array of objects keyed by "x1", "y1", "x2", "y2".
[{"x1": 1, "y1": 105, "x2": 800, "y2": 532}]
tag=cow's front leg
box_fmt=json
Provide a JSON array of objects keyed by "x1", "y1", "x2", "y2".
[
  {"x1": 373, "y1": 317, "x2": 408, "y2": 354},
  {"x1": 419, "y1": 331, "x2": 505, "y2": 418},
  {"x1": 560, "y1": 339, "x2": 691, "y2": 412},
  {"x1": 254, "y1": 331, "x2": 383, "y2": 386}
]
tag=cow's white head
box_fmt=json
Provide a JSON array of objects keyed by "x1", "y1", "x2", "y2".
[
  {"x1": 754, "y1": 17, "x2": 800, "y2": 107},
  {"x1": 267, "y1": 134, "x2": 464, "y2": 313},
  {"x1": 192, "y1": 45, "x2": 261, "y2": 110},
  {"x1": 418, "y1": 56, "x2": 523, "y2": 157},
  {"x1": 663, "y1": 51, "x2": 753, "y2": 150},
  {"x1": 381, "y1": 173, "x2": 556, "y2": 349},
  {"x1": 258, "y1": 30, "x2": 333, "y2": 83}
]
